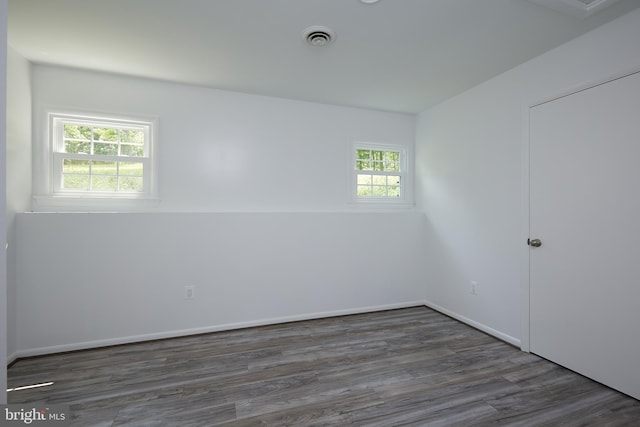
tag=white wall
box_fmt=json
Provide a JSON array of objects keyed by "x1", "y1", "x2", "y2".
[
  {"x1": 17, "y1": 212, "x2": 426, "y2": 355},
  {"x1": 6, "y1": 47, "x2": 32, "y2": 363},
  {"x1": 32, "y1": 65, "x2": 415, "y2": 212},
  {"x1": 416, "y1": 8, "x2": 640, "y2": 345},
  {"x1": 16, "y1": 66, "x2": 423, "y2": 356}
]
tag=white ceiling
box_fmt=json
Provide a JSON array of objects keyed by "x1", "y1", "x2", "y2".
[{"x1": 8, "y1": 0, "x2": 640, "y2": 114}]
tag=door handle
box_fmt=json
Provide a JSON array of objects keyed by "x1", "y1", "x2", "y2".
[{"x1": 528, "y1": 238, "x2": 542, "y2": 247}]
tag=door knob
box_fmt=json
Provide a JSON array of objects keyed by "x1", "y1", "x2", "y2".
[{"x1": 528, "y1": 238, "x2": 542, "y2": 247}]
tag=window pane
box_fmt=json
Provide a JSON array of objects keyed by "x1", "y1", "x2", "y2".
[
  {"x1": 92, "y1": 176, "x2": 118, "y2": 191},
  {"x1": 119, "y1": 162, "x2": 143, "y2": 176},
  {"x1": 356, "y1": 149, "x2": 371, "y2": 160},
  {"x1": 373, "y1": 175, "x2": 387, "y2": 185},
  {"x1": 385, "y1": 161, "x2": 399, "y2": 172},
  {"x1": 119, "y1": 177, "x2": 144, "y2": 192},
  {"x1": 62, "y1": 174, "x2": 89, "y2": 190},
  {"x1": 120, "y1": 129, "x2": 144, "y2": 143},
  {"x1": 64, "y1": 140, "x2": 91, "y2": 154},
  {"x1": 356, "y1": 173, "x2": 402, "y2": 198},
  {"x1": 372, "y1": 150, "x2": 384, "y2": 161},
  {"x1": 92, "y1": 161, "x2": 117, "y2": 175},
  {"x1": 94, "y1": 142, "x2": 118, "y2": 155},
  {"x1": 120, "y1": 144, "x2": 144, "y2": 157},
  {"x1": 93, "y1": 127, "x2": 118, "y2": 142},
  {"x1": 356, "y1": 160, "x2": 371, "y2": 170},
  {"x1": 372, "y1": 186, "x2": 387, "y2": 197},
  {"x1": 357, "y1": 174, "x2": 372, "y2": 185},
  {"x1": 354, "y1": 146, "x2": 403, "y2": 200},
  {"x1": 386, "y1": 151, "x2": 399, "y2": 161},
  {"x1": 64, "y1": 125, "x2": 90, "y2": 140},
  {"x1": 357, "y1": 186, "x2": 372, "y2": 197},
  {"x1": 63, "y1": 159, "x2": 90, "y2": 174},
  {"x1": 388, "y1": 186, "x2": 400, "y2": 197}
]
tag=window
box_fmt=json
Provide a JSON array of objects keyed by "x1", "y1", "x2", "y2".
[
  {"x1": 49, "y1": 113, "x2": 155, "y2": 198},
  {"x1": 353, "y1": 143, "x2": 405, "y2": 200}
]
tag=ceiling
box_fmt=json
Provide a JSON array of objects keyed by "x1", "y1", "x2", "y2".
[{"x1": 8, "y1": 0, "x2": 640, "y2": 114}]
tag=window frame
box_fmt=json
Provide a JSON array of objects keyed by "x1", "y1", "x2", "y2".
[
  {"x1": 37, "y1": 111, "x2": 159, "y2": 209},
  {"x1": 351, "y1": 142, "x2": 408, "y2": 204}
]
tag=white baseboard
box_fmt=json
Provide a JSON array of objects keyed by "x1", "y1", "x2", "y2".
[
  {"x1": 12, "y1": 301, "x2": 522, "y2": 360},
  {"x1": 13, "y1": 300, "x2": 426, "y2": 359},
  {"x1": 7, "y1": 352, "x2": 19, "y2": 366},
  {"x1": 424, "y1": 300, "x2": 521, "y2": 348}
]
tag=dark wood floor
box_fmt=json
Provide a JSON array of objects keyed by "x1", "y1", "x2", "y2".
[{"x1": 8, "y1": 307, "x2": 640, "y2": 426}]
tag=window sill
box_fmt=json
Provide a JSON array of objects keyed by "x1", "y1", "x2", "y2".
[
  {"x1": 32, "y1": 194, "x2": 161, "y2": 212},
  {"x1": 348, "y1": 199, "x2": 416, "y2": 210}
]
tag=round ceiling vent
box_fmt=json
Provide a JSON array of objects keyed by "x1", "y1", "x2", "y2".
[{"x1": 303, "y1": 26, "x2": 336, "y2": 47}]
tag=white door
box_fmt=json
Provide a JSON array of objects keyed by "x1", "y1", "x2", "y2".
[{"x1": 529, "y1": 71, "x2": 640, "y2": 400}]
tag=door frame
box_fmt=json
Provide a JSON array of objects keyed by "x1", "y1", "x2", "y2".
[{"x1": 520, "y1": 66, "x2": 640, "y2": 353}]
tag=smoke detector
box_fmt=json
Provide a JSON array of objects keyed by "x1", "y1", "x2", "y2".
[
  {"x1": 526, "y1": 0, "x2": 621, "y2": 18},
  {"x1": 303, "y1": 26, "x2": 336, "y2": 47}
]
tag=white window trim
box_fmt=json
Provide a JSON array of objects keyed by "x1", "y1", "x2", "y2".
[
  {"x1": 351, "y1": 141, "x2": 413, "y2": 206},
  {"x1": 34, "y1": 109, "x2": 159, "y2": 211}
]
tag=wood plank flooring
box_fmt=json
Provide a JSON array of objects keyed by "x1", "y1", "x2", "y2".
[{"x1": 8, "y1": 307, "x2": 640, "y2": 426}]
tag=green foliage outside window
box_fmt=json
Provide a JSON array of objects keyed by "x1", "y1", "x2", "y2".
[
  {"x1": 355, "y1": 148, "x2": 402, "y2": 198},
  {"x1": 63, "y1": 124, "x2": 145, "y2": 157},
  {"x1": 61, "y1": 123, "x2": 146, "y2": 192}
]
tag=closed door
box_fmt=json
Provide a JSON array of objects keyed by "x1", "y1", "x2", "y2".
[{"x1": 529, "y1": 71, "x2": 640, "y2": 400}]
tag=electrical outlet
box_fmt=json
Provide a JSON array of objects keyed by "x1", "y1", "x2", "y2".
[
  {"x1": 184, "y1": 285, "x2": 195, "y2": 300},
  {"x1": 470, "y1": 281, "x2": 478, "y2": 295}
]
